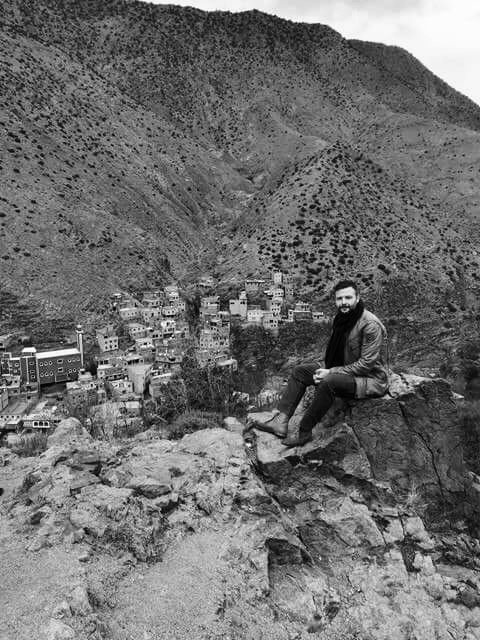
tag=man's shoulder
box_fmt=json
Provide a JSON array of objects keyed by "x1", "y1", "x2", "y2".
[{"x1": 359, "y1": 309, "x2": 386, "y2": 333}]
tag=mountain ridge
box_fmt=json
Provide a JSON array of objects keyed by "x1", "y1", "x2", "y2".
[{"x1": 1, "y1": 0, "x2": 479, "y2": 326}]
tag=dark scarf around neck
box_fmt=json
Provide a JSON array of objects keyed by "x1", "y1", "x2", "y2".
[{"x1": 325, "y1": 299, "x2": 365, "y2": 368}]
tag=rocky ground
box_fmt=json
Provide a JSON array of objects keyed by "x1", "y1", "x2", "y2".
[{"x1": 1, "y1": 374, "x2": 480, "y2": 639}]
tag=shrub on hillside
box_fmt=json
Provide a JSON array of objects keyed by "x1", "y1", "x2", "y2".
[
  {"x1": 8, "y1": 432, "x2": 48, "y2": 457},
  {"x1": 181, "y1": 352, "x2": 248, "y2": 416},
  {"x1": 167, "y1": 410, "x2": 223, "y2": 439}
]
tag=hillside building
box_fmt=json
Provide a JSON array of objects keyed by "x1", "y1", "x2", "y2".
[
  {"x1": 142, "y1": 291, "x2": 164, "y2": 308},
  {"x1": 199, "y1": 328, "x2": 229, "y2": 351},
  {"x1": 97, "y1": 363, "x2": 127, "y2": 382},
  {"x1": 200, "y1": 296, "x2": 220, "y2": 320},
  {"x1": 96, "y1": 325, "x2": 119, "y2": 353},
  {"x1": 107, "y1": 378, "x2": 135, "y2": 400},
  {"x1": 126, "y1": 322, "x2": 148, "y2": 340},
  {"x1": 66, "y1": 372, "x2": 106, "y2": 408},
  {"x1": 141, "y1": 307, "x2": 163, "y2": 324},
  {"x1": 229, "y1": 291, "x2": 248, "y2": 318},
  {"x1": 266, "y1": 298, "x2": 283, "y2": 316},
  {"x1": 127, "y1": 363, "x2": 153, "y2": 395},
  {"x1": 245, "y1": 278, "x2": 266, "y2": 293},
  {"x1": 0, "y1": 353, "x2": 10, "y2": 375},
  {"x1": 247, "y1": 308, "x2": 265, "y2": 323},
  {"x1": 262, "y1": 313, "x2": 279, "y2": 331},
  {"x1": 288, "y1": 302, "x2": 312, "y2": 322},
  {"x1": 265, "y1": 287, "x2": 284, "y2": 299},
  {"x1": 272, "y1": 271, "x2": 283, "y2": 285},
  {"x1": 312, "y1": 311, "x2": 328, "y2": 324},
  {"x1": 119, "y1": 307, "x2": 142, "y2": 321},
  {"x1": 197, "y1": 276, "x2": 215, "y2": 290},
  {"x1": 0, "y1": 385, "x2": 8, "y2": 411},
  {"x1": 162, "y1": 305, "x2": 179, "y2": 318},
  {"x1": 214, "y1": 356, "x2": 238, "y2": 372},
  {"x1": 37, "y1": 347, "x2": 82, "y2": 385},
  {"x1": 134, "y1": 336, "x2": 154, "y2": 351}
]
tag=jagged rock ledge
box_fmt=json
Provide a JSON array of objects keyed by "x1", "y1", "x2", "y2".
[{"x1": 249, "y1": 373, "x2": 470, "y2": 527}]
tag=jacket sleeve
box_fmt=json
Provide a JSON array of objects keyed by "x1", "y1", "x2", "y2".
[{"x1": 328, "y1": 321, "x2": 384, "y2": 377}]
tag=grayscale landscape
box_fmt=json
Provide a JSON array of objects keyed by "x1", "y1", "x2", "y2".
[{"x1": 1, "y1": 1, "x2": 480, "y2": 639}]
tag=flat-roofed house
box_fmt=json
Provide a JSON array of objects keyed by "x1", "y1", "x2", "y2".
[
  {"x1": 36, "y1": 348, "x2": 82, "y2": 385},
  {"x1": 97, "y1": 324, "x2": 119, "y2": 353}
]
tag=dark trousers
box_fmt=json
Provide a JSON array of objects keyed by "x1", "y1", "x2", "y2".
[{"x1": 278, "y1": 361, "x2": 356, "y2": 435}]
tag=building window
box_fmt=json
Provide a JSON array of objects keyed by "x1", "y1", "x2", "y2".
[
  {"x1": 58, "y1": 367, "x2": 63, "y2": 373},
  {"x1": 57, "y1": 359, "x2": 63, "y2": 365}
]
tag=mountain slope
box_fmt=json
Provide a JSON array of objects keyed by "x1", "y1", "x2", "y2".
[
  {"x1": 226, "y1": 141, "x2": 478, "y2": 313},
  {"x1": 0, "y1": 0, "x2": 479, "y2": 321}
]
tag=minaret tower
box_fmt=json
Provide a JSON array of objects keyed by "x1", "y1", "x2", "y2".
[{"x1": 76, "y1": 324, "x2": 84, "y2": 368}]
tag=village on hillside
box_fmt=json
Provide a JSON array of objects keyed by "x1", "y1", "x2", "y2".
[{"x1": 0, "y1": 272, "x2": 329, "y2": 444}]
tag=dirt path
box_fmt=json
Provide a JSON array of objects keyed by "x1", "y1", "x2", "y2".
[
  {"x1": 0, "y1": 517, "x2": 84, "y2": 640},
  {"x1": 105, "y1": 529, "x2": 232, "y2": 640}
]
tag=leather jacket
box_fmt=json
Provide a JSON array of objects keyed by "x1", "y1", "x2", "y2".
[{"x1": 329, "y1": 309, "x2": 389, "y2": 398}]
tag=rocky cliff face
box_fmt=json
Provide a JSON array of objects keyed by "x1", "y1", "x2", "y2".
[{"x1": 1, "y1": 374, "x2": 480, "y2": 639}]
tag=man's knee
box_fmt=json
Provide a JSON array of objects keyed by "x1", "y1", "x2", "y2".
[
  {"x1": 322, "y1": 373, "x2": 356, "y2": 396},
  {"x1": 292, "y1": 362, "x2": 318, "y2": 383}
]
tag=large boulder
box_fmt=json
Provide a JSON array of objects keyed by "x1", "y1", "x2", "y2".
[
  {"x1": 47, "y1": 418, "x2": 92, "y2": 448},
  {"x1": 251, "y1": 374, "x2": 467, "y2": 522},
  {"x1": 349, "y1": 374, "x2": 465, "y2": 512}
]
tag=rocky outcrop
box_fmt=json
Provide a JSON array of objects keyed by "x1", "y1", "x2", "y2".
[
  {"x1": 2, "y1": 376, "x2": 480, "y2": 639},
  {"x1": 252, "y1": 373, "x2": 467, "y2": 524}
]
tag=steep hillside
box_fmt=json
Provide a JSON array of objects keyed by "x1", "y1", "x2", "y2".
[
  {"x1": 1, "y1": 0, "x2": 479, "y2": 321},
  {"x1": 227, "y1": 142, "x2": 478, "y2": 313},
  {"x1": 0, "y1": 24, "x2": 249, "y2": 316}
]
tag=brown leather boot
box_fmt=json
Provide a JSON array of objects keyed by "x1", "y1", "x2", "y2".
[
  {"x1": 282, "y1": 431, "x2": 313, "y2": 448},
  {"x1": 251, "y1": 411, "x2": 289, "y2": 438}
]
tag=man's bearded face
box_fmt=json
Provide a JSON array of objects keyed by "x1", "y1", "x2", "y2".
[{"x1": 335, "y1": 287, "x2": 359, "y2": 314}]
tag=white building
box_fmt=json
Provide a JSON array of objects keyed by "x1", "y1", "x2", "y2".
[
  {"x1": 119, "y1": 307, "x2": 142, "y2": 321},
  {"x1": 199, "y1": 329, "x2": 229, "y2": 351},
  {"x1": 126, "y1": 323, "x2": 148, "y2": 339},
  {"x1": 97, "y1": 363, "x2": 127, "y2": 382},
  {"x1": 109, "y1": 378, "x2": 135, "y2": 398},
  {"x1": 0, "y1": 385, "x2": 8, "y2": 410},
  {"x1": 162, "y1": 305, "x2": 178, "y2": 318},
  {"x1": 262, "y1": 313, "x2": 279, "y2": 331},
  {"x1": 245, "y1": 278, "x2": 266, "y2": 293},
  {"x1": 266, "y1": 298, "x2": 283, "y2": 316},
  {"x1": 160, "y1": 319, "x2": 176, "y2": 334},
  {"x1": 229, "y1": 291, "x2": 248, "y2": 319},
  {"x1": 214, "y1": 357, "x2": 238, "y2": 372},
  {"x1": 312, "y1": 311, "x2": 328, "y2": 323},
  {"x1": 247, "y1": 308, "x2": 265, "y2": 323},
  {"x1": 127, "y1": 363, "x2": 153, "y2": 395},
  {"x1": 134, "y1": 336, "x2": 154, "y2": 350},
  {"x1": 97, "y1": 332, "x2": 119, "y2": 353},
  {"x1": 141, "y1": 307, "x2": 163, "y2": 324}
]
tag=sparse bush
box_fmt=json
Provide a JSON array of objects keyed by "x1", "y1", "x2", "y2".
[
  {"x1": 8, "y1": 432, "x2": 48, "y2": 457},
  {"x1": 167, "y1": 410, "x2": 223, "y2": 439}
]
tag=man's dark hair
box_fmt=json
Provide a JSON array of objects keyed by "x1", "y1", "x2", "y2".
[{"x1": 333, "y1": 279, "x2": 359, "y2": 294}]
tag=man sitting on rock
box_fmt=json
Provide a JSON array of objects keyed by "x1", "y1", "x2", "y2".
[{"x1": 251, "y1": 279, "x2": 389, "y2": 447}]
